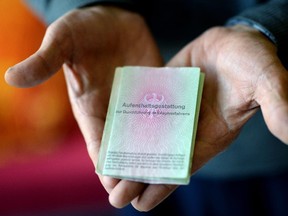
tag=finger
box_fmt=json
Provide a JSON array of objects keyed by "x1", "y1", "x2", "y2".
[
  {"x1": 5, "y1": 21, "x2": 72, "y2": 88},
  {"x1": 73, "y1": 107, "x2": 122, "y2": 195},
  {"x1": 76, "y1": 113, "x2": 122, "y2": 194},
  {"x1": 63, "y1": 63, "x2": 121, "y2": 194},
  {"x1": 255, "y1": 60, "x2": 288, "y2": 144},
  {"x1": 131, "y1": 184, "x2": 178, "y2": 212},
  {"x1": 108, "y1": 180, "x2": 147, "y2": 209},
  {"x1": 98, "y1": 175, "x2": 120, "y2": 194}
]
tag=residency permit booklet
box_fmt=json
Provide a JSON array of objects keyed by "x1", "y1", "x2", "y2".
[{"x1": 97, "y1": 66, "x2": 204, "y2": 185}]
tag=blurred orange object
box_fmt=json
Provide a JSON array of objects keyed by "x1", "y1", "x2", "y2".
[{"x1": 0, "y1": 0, "x2": 75, "y2": 164}]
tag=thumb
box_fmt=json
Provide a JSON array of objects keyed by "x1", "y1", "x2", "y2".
[
  {"x1": 5, "y1": 22, "x2": 71, "y2": 88},
  {"x1": 255, "y1": 60, "x2": 288, "y2": 144}
]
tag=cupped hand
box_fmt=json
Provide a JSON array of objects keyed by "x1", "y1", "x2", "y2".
[
  {"x1": 167, "y1": 25, "x2": 288, "y2": 171},
  {"x1": 105, "y1": 24, "x2": 288, "y2": 211},
  {"x1": 130, "y1": 25, "x2": 288, "y2": 211},
  {"x1": 5, "y1": 6, "x2": 166, "y2": 211},
  {"x1": 129, "y1": 25, "x2": 288, "y2": 212}
]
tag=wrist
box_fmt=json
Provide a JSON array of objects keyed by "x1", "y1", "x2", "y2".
[
  {"x1": 226, "y1": 24, "x2": 277, "y2": 48},
  {"x1": 226, "y1": 17, "x2": 277, "y2": 47}
]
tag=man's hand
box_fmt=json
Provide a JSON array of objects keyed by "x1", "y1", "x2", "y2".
[
  {"x1": 5, "y1": 7, "x2": 288, "y2": 212},
  {"x1": 167, "y1": 25, "x2": 288, "y2": 172},
  {"x1": 104, "y1": 25, "x2": 288, "y2": 211},
  {"x1": 4, "y1": 6, "x2": 165, "y2": 211},
  {"x1": 126, "y1": 25, "x2": 288, "y2": 211}
]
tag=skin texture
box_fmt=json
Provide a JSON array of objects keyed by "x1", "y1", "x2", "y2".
[{"x1": 5, "y1": 6, "x2": 288, "y2": 212}]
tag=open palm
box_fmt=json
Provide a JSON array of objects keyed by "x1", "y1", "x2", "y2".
[{"x1": 5, "y1": 6, "x2": 165, "y2": 210}]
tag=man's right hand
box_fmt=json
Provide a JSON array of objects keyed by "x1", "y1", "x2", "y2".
[{"x1": 5, "y1": 5, "x2": 164, "y2": 210}]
